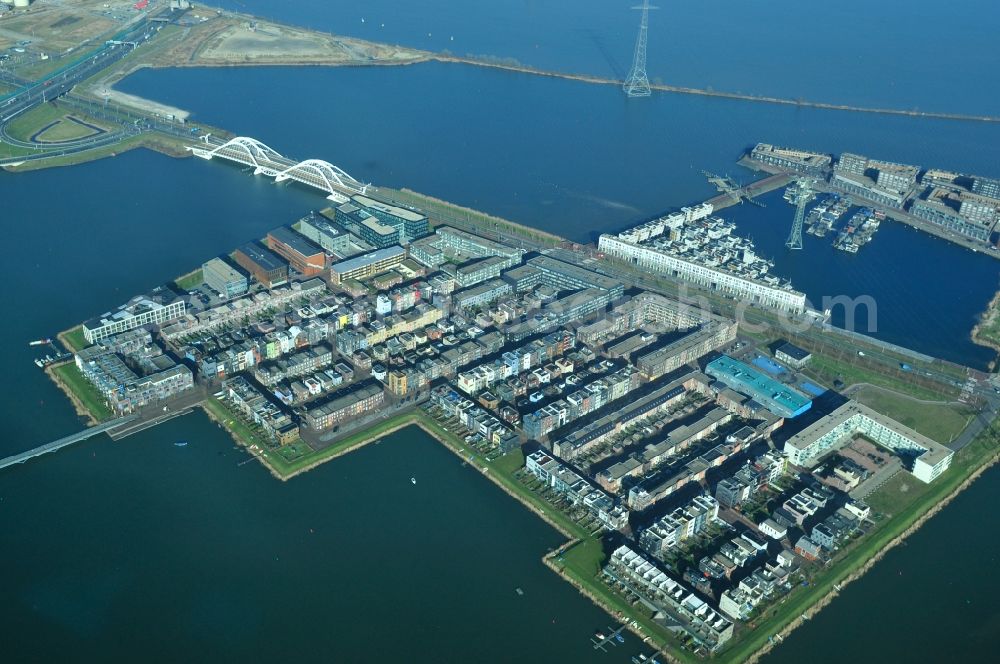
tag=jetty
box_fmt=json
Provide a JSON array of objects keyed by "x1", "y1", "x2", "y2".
[{"x1": 0, "y1": 415, "x2": 137, "y2": 470}]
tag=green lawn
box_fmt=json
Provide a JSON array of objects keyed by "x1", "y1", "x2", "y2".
[
  {"x1": 51, "y1": 362, "x2": 113, "y2": 421},
  {"x1": 202, "y1": 396, "x2": 272, "y2": 445},
  {"x1": 35, "y1": 117, "x2": 103, "y2": 143},
  {"x1": 59, "y1": 325, "x2": 89, "y2": 352},
  {"x1": 263, "y1": 413, "x2": 427, "y2": 478},
  {"x1": 851, "y1": 386, "x2": 973, "y2": 443},
  {"x1": 804, "y1": 353, "x2": 953, "y2": 401},
  {"x1": 5, "y1": 103, "x2": 70, "y2": 142},
  {"x1": 3, "y1": 133, "x2": 145, "y2": 171},
  {"x1": 204, "y1": 400, "x2": 440, "y2": 479},
  {"x1": 175, "y1": 268, "x2": 204, "y2": 291},
  {"x1": 973, "y1": 291, "x2": 1000, "y2": 350},
  {"x1": 0, "y1": 141, "x2": 37, "y2": 159}
]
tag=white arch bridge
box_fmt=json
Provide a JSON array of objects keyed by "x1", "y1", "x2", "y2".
[{"x1": 187, "y1": 136, "x2": 369, "y2": 202}]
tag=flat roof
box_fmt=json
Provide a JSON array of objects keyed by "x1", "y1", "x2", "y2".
[
  {"x1": 785, "y1": 401, "x2": 944, "y2": 456},
  {"x1": 527, "y1": 255, "x2": 623, "y2": 292},
  {"x1": 361, "y1": 216, "x2": 398, "y2": 237},
  {"x1": 353, "y1": 194, "x2": 427, "y2": 222},
  {"x1": 203, "y1": 257, "x2": 246, "y2": 282},
  {"x1": 331, "y1": 246, "x2": 406, "y2": 273},
  {"x1": 268, "y1": 226, "x2": 324, "y2": 258},
  {"x1": 706, "y1": 355, "x2": 811, "y2": 417},
  {"x1": 456, "y1": 255, "x2": 509, "y2": 275},
  {"x1": 237, "y1": 243, "x2": 287, "y2": 272},
  {"x1": 300, "y1": 213, "x2": 347, "y2": 236},
  {"x1": 776, "y1": 342, "x2": 811, "y2": 361}
]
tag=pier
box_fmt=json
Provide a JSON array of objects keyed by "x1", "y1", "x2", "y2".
[
  {"x1": 0, "y1": 415, "x2": 137, "y2": 470},
  {"x1": 432, "y1": 55, "x2": 1000, "y2": 125},
  {"x1": 705, "y1": 172, "x2": 794, "y2": 210}
]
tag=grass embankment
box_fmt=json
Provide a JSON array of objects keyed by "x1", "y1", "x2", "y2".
[
  {"x1": 58, "y1": 325, "x2": 89, "y2": 353},
  {"x1": 381, "y1": 186, "x2": 563, "y2": 248},
  {"x1": 35, "y1": 117, "x2": 103, "y2": 142},
  {"x1": 555, "y1": 537, "x2": 695, "y2": 662},
  {"x1": 804, "y1": 353, "x2": 953, "y2": 401},
  {"x1": 5, "y1": 103, "x2": 83, "y2": 142},
  {"x1": 174, "y1": 268, "x2": 204, "y2": 291},
  {"x1": 971, "y1": 288, "x2": 1000, "y2": 365},
  {"x1": 851, "y1": 386, "x2": 973, "y2": 443},
  {"x1": 204, "y1": 399, "x2": 435, "y2": 480},
  {"x1": 49, "y1": 362, "x2": 113, "y2": 422},
  {"x1": 714, "y1": 420, "x2": 999, "y2": 663},
  {"x1": 3, "y1": 131, "x2": 190, "y2": 172},
  {"x1": 201, "y1": 390, "x2": 1000, "y2": 661}
]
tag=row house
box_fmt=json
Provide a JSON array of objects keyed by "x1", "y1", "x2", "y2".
[
  {"x1": 430, "y1": 385, "x2": 518, "y2": 452},
  {"x1": 525, "y1": 450, "x2": 629, "y2": 530}
]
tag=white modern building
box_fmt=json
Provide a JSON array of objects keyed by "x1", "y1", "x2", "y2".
[
  {"x1": 83, "y1": 288, "x2": 186, "y2": 343},
  {"x1": 783, "y1": 401, "x2": 953, "y2": 483},
  {"x1": 598, "y1": 234, "x2": 806, "y2": 313}
]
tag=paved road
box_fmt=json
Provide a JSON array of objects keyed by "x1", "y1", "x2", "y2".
[{"x1": 0, "y1": 7, "x2": 174, "y2": 164}]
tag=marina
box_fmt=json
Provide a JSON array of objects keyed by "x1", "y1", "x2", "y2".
[
  {"x1": 805, "y1": 195, "x2": 852, "y2": 238},
  {"x1": 0, "y1": 2, "x2": 996, "y2": 662},
  {"x1": 29, "y1": 337, "x2": 72, "y2": 368},
  {"x1": 833, "y1": 208, "x2": 882, "y2": 253}
]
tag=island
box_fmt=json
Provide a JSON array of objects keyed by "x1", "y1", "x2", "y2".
[
  {"x1": 5, "y1": 2, "x2": 1000, "y2": 662},
  {"x1": 44, "y1": 182, "x2": 1000, "y2": 663}
]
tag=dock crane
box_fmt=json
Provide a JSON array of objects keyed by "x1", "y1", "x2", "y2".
[{"x1": 784, "y1": 179, "x2": 816, "y2": 250}]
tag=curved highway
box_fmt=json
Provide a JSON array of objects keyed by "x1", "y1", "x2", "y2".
[{"x1": 0, "y1": 8, "x2": 167, "y2": 164}]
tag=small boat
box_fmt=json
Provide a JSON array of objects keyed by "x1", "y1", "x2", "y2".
[
  {"x1": 515, "y1": 587, "x2": 524, "y2": 596},
  {"x1": 410, "y1": 477, "x2": 416, "y2": 485},
  {"x1": 34, "y1": 358, "x2": 45, "y2": 368},
  {"x1": 28, "y1": 338, "x2": 52, "y2": 347},
  {"x1": 174, "y1": 441, "x2": 189, "y2": 447},
  {"x1": 595, "y1": 632, "x2": 606, "y2": 640},
  {"x1": 615, "y1": 633, "x2": 625, "y2": 643}
]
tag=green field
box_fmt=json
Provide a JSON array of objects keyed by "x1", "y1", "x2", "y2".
[
  {"x1": 35, "y1": 117, "x2": 103, "y2": 143},
  {"x1": 205, "y1": 399, "x2": 437, "y2": 479},
  {"x1": 4, "y1": 131, "x2": 192, "y2": 173},
  {"x1": 59, "y1": 325, "x2": 89, "y2": 353},
  {"x1": 0, "y1": 141, "x2": 36, "y2": 159},
  {"x1": 51, "y1": 362, "x2": 113, "y2": 422},
  {"x1": 804, "y1": 353, "x2": 952, "y2": 401},
  {"x1": 175, "y1": 268, "x2": 204, "y2": 291},
  {"x1": 202, "y1": 396, "x2": 273, "y2": 450},
  {"x1": 973, "y1": 291, "x2": 1000, "y2": 353},
  {"x1": 851, "y1": 386, "x2": 974, "y2": 443},
  {"x1": 387, "y1": 186, "x2": 562, "y2": 248},
  {"x1": 5, "y1": 103, "x2": 72, "y2": 142}
]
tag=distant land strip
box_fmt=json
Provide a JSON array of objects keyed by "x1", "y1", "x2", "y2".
[{"x1": 432, "y1": 55, "x2": 1000, "y2": 124}]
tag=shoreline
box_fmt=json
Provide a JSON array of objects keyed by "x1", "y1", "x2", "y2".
[
  {"x1": 38, "y1": 336, "x2": 1000, "y2": 662},
  {"x1": 45, "y1": 361, "x2": 98, "y2": 427},
  {"x1": 277, "y1": 416, "x2": 429, "y2": 481},
  {"x1": 970, "y1": 289, "x2": 1000, "y2": 367},
  {"x1": 542, "y1": 553, "x2": 678, "y2": 662},
  {"x1": 743, "y1": 445, "x2": 1000, "y2": 663}
]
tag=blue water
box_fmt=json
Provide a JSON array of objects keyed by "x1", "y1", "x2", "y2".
[
  {"x1": 118, "y1": 63, "x2": 1000, "y2": 367},
  {"x1": 0, "y1": 152, "x2": 645, "y2": 662},
  {"x1": 3, "y1": 1, "x2": 1000, "y2": 660},
  {"x1": 214, "y1": 0, "x2": 1000, "y2": 114}
]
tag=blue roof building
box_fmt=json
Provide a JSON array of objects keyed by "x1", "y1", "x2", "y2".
[{"x1": 706, "y1": 355, "x2": 812, "y2": 418}]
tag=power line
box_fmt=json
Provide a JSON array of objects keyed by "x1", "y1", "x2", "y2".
[{"x1": 623, "y1": 1, "x2": 657, "y2": 98}]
